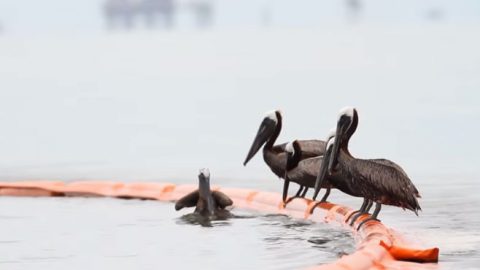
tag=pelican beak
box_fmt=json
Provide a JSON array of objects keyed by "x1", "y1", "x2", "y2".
[
  {"x1": 243, "y1": 118, "x2": 277, "y2": 166},
  {"x1": 328, "y1": 117, "x2": 349, "y2": 173},
  {"x1": 198, "y1": 172, "x2": 214, "y2": 214},
  {"x1": 313, "y1": 143, "x2": 332, "y2": 200},
  {"x1": 198, "y1": 172, "x2": 211, "y2": 199}
]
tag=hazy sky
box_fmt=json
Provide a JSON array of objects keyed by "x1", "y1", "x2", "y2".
[{"x1": 0, "y1": 25, "x2": 479, "y2": 180}]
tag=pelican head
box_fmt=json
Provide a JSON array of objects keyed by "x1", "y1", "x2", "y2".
[
  {"x1": 285, "y1": 140, "x2": 302, "y2": 172},
  {"x1": 283, "y1": 140, "x2": 300, "y2": 203},
  {"x1": 285, "y1": 141, "x2": 295, "y2": 155},
  {"x1": 326, "y1": 128, "x2": 336, "y2": 142},
  {"x1": 329, "y1": 106, "x2": 358, "y2": 172},
  {"x1": 243, "y1": 110, "x2": 283, "y2": 166}
]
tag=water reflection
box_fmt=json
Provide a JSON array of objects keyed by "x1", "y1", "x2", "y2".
[
  {"x1": 257, "y1": 212, "x2": 355, "y2": 260},
  {"x1": 176, "y1": 211, "x2": 256, "y2": 227},
  {"x1": 177, "y1": 212, "x2": 232, "y2": 227}
]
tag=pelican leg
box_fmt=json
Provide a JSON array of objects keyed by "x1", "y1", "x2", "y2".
[
  {"x1": 346, "y1": 198, "x2": 368, "y2": 225},
  {"x1": 295, "y1": 185, "x2": 304, "y2": 197},
  {"x1": 356, "y1": 203, "x2": 381, "y2": 230},
  {"x1": 309, "y1": 201, "x2": 322, "y2": 214},
  {"x1": 350, "y1": 199, "x2": 373, "y2": 226},
  {"x1": 300, "y1": 187, "x2": 309, "y2": 198},
  {"x1": 309, "y1": 189, "x2": 330, "y2": 214},
  {"x1": 319, "y1": 187, "x2": 331, "y2": 202},
  {"x1": 365, "y1": 200, "x2": 373, "y2": 213},
  {"x1": 282, "y1": 178, "x2": 291, "y2": 203}
]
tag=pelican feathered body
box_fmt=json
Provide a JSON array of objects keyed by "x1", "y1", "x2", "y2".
[
  {"x1": 287, "y1": 155, "x2": 326, "y2": 188},
  {"x1": 264, "y1": 140, "x2": 326, "y2": 177},
  {"x1": 283, "y1": 136, "x2": 336, "y2": 203},
  {"x1": 315, "y1": 107, "x2": 421, "y2": 227},
  {"x1": 281, "y1": 131, "x2": 401, "y2": 205},
  {"x1": 175, "y1": 169, "x2": 233, "y2": 217},
  {"x1": 286, "y1": 137, "x2": 408, "y2": 207},
  {"x1": 335, "y1": 152, "x2": 421, "y2": 213}
]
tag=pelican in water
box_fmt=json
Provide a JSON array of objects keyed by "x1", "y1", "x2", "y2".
[
  {"x1": 314, "y1": 107, "x2": 421, "y2": 229},
  {"x1": 282, "y1": 129, "x2": 337, "y2": 205},
  {"x1": 243, "y1": 110, "x2": 325, "y2": 203},
  {"x1": 175, "y1": 168, "x2": 233, "y2": 217}
]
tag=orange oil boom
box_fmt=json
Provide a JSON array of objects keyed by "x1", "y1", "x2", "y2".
[{"x1": 0, "y1": 181, "x2": 439, "y2": 269}]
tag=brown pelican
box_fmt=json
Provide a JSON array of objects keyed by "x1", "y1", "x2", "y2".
[
  {"x1": 175, "y1": 168, "x2": 233, "y2": 217},
  {"x1": 282, "y1": 129, "x2": 337, "y2": 204},
  {"x1": 243, "y1": 110, "x2": 325, "y2": 203},
  {"x1": 311, "y1": 113, "x2": 389, "y2": 222},
  {"x1": 314, "y1": 107, "x2": 421, "y2": 229}
]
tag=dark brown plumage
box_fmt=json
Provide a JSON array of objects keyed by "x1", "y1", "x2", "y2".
[
  {"x1": 175, "y1": 169, "x2": 233, "y2": 217},
  {"x1": 316, "y1": 107, "x2": 421, "y2": 227},
  {"x1": 336, "y1": 152, "x2": 421, "y2": 214}
]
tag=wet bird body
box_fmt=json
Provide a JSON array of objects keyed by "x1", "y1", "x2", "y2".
[
  {"x1": 263, "y1": 140, "x2": 325, "y2": 179},
  {"x1": 175, "y1": 169, "x2": 233, "y2": 217},
  {"x1": 314, "y1": 107, "x2": 422, "y2": 225},
  {"x1": 335, "y1": 152, "x2": 421, "y2": 214}
]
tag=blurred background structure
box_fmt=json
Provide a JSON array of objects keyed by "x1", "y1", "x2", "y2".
[
  {"x1": 0, "y1": 0, "x2": 479, "y2": 34},
  {"x1": 102, "y1": 0, "x2": 213, "y2": 30},
  {"x1": 103, "y1": 0, "x2": 176, "y2": 29}
]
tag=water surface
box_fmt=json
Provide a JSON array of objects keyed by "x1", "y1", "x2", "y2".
[{"x1": 0, "y1": 196, "x2": 355, "y2": 270}]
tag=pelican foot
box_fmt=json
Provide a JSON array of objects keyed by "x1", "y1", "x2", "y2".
[
  {"x1": 283, "y1": 196, "x2": 303, "y2": 207},
  {"x1": 356, "y1": 217, "x2": 380, "y2": 231},
  {"x1": 345, "y1": 210, "x2": 360, "y2": 223},
  {"x1": 349, "y1": 212, "x2": 364, "y2": 226},
  {"x1": 309, "y1": 201, "x2": 326, "y2": 214}
]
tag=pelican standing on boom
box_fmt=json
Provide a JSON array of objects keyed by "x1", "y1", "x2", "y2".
[{"x1": 314, "y1": 107, "x2": 421, "y2": 229}]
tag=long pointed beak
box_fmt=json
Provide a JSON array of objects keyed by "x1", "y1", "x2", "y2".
[
  {"x1": 198, "y1": 174, "x2": 215, "y2": 214},
  {"x1": 198, "y1": 174, "x2": 211, "y2": 199},
  {"x1": 313, "y1": 149, "x2": 331, "y2": 201},
  {"x1": 328, "y1": 120, "x2": 347, "y2": 173},
  {"x1": 243, "y1": 119, "x2": 275, "y2": 166}
]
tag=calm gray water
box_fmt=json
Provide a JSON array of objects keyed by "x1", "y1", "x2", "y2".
[{"x1": 0, "y1": 196, "x2": 355, "y2": 270}]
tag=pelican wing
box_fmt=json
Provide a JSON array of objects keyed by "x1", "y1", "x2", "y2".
[
  {"x1": 297, "y1": 140, "x2": 326, "y2": 158},
  {"x1": 371, "y1": 159, "x2": 420, "y2": 198},
  {"x1": 277, "y1": 140, "x2": 325, "y2": 158},
  {"x1": 347, "y1": 159, "x2": 421, "y2": 214},
  {"x1": 174, "y1": 190, "x2": 199, "y2": 211},
  {"x1": 286, "y1": 156, "x2": 323, "y2": 188},
  {"x1": 212, "y1": 191, "x2": 233, "y2": 209},
  {"x1": 265, "y1": 140, "x2": 325, "y2": 179}
]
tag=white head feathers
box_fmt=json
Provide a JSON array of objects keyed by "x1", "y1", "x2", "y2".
[
  {"x1": 338, "y1": 106, "x2": 355, "y2": 120},
  {"x1": 326, "y1": 137, "x2": 335, "y2": 150},
  {"x1": 264, "y1": 109, "x2": 281, "y2": 123},
  {"x1": 199, "y1": 168, "x2": 210, "y2": 178},
  {"x1": 285, "y1": 141, "x2": 295, "y2": 154},
  {"x1": 326, "y1": 128, "x2": 336, "y2": 140}
]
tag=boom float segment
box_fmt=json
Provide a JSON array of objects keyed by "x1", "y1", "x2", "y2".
[{"x1": 0, "y1": 181, "x2": 438, "y2": 269}]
